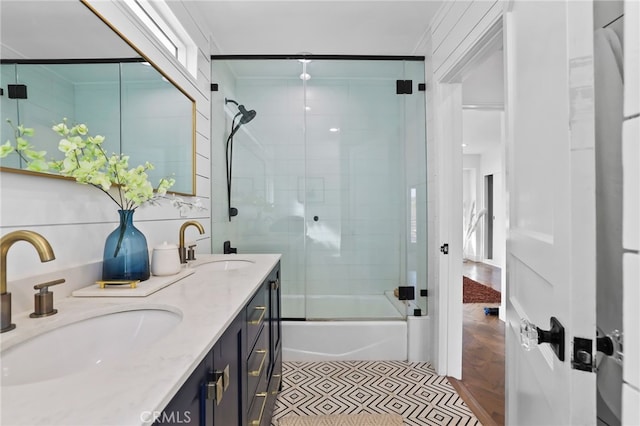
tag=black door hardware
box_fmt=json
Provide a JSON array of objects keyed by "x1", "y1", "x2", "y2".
[
  {"x1": 8, "y1": 84, "x2": 27, "y2": 99},
  {"x1": 572, "y1": 337, "x2": 593, "y2": 371},
  {"x1": 398, "y1": 286, "x2": 415, "y2": 301},
  {"x1": 396, "y1": 80, "x2": 413, "y2": 94},
  {"x1": 440, "y1": 243, "x2": 449, "y2": 254},
  {"x1": 572, "y1": 330, "x2": 624, "y2": 372}
]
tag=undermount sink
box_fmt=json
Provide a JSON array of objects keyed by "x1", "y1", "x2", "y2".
[
  {"x1": 192, "y1": 258, "x2": 255, "y2": 271},
  {"x1": 1, "y1": 308, "x2": 182, "y2": 386}
]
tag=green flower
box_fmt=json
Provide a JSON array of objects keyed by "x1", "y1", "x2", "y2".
[
  {"x1": 50, "y1": 118, "x2": 175, "y2": 209},
  {"x1": 5, "y1": 118, "x2": 176, "y2": 210},
  {"x1": 0, "y1": 141, "x2": 15, "y2": 158},
  {"x1": 2, "y1": 120, "x2": 49, "y2": 171}
]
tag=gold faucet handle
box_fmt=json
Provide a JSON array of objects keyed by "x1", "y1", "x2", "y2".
[
  {"x1": 187, "y1": 244, "x2": 197, "y2": 261},
  {"x1": 30, "y1": 278, "x2": 64, "y2": 318},
  {"x1": 33, "y1": 278, "x2": 66, "y2": 292}
]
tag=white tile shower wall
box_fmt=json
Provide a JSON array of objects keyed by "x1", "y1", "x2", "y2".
[
  {"x1": 0, "y1": 0, "x2": 212, "y2": 312},
  {"x1": 122, "y1": 79, "x2": 194, "y2": 190},
  {"x1": 1, "y1": 65, "x2": 78, "y2": 167},
  {"x1": 227, "y1": 71, "x2": 408, "y2": 299},
  {"x1": 76, "y1": 81, "x2": 120, "y2": 150}
]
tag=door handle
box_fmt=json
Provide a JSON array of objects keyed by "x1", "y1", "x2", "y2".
[
  {"x1": 520, "y1": 316, "x2": 565, "y2": 361},
  {"x1": 596, "y1": 329, "x2": 623, "y2": 366}
]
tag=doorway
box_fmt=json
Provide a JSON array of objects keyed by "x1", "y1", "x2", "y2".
[{"x1": 454, "y1": 25, "x2": 507, "y2": 426}]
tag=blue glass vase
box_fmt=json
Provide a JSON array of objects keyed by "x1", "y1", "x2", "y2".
[{"x1": 102, "y1": 210, "x2": 150, "y2": 281}]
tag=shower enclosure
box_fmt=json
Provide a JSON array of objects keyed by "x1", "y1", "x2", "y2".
[{"x1": 211, "y1": 57, "x2": 428, "y2": 358}]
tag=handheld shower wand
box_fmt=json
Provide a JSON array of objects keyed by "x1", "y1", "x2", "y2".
[{"x1": 225, "y1": 98, "x2": 257, "y2": 221}]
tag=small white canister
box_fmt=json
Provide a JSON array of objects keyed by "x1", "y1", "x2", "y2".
[{"x1": 151, "y1": 242, "x2": 182, "y2": 276}]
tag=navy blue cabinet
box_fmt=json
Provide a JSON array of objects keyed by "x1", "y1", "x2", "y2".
[
  {"x1": 157, "y1": 262, "x2": 281, "y2": 426},
  {"x1": 154, "y1": 351, "x2": 213, "y2": 425},
  {"x1": 213, "y1": 316, "x2": 242, "y2": 426}
]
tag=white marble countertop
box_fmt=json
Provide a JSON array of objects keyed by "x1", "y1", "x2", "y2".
[{"x1": 0, "y1": 253, "x2": 281, "y2": 426}]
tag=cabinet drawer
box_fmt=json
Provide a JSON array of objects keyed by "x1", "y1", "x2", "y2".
[
  {"x1": 247, "y1": 328, "x2": 269, "y2": 399},
  {"x1": 247, "y1": 391, "x2": 269, "y2": 426},
  {"x1": 246, "y1": 284, "x2": 267, "y2": 349}
]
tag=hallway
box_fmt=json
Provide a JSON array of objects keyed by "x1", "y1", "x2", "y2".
[{"x1": 450, "y1": 262, "x2": 505, "y2": 425}]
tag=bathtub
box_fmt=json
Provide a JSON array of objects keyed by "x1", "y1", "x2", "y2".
[{"x1": 281, "y1": 294, "x2": 410, "y2": 361}]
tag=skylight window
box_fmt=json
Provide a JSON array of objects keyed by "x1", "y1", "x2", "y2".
[{"x1": 123, "y1": 0, "x2": 197, "y2": 78}]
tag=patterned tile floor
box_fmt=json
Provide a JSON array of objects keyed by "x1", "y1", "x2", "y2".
[{"x1": 272, "y1": 361, "x2": 480, "y2": 426}]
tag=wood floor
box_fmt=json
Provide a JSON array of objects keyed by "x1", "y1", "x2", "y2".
[{"x1": 450, "y1": 261, "x2": 505, "y2": 426}]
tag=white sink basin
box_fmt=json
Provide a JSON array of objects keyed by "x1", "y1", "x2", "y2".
[
  {"x1": 1, "y1": 308, "x2": 181, "y2": 386},
  {"x1": 192, "y1": 258, "x2": 255, "y2": 271},
  {"x1": 209, "y1": 260, "x2": 254, "y2": 271}
]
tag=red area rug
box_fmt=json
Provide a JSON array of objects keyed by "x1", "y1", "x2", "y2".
[{"x1": 463, "y1": 276, "x2": 501, "y2": 303}]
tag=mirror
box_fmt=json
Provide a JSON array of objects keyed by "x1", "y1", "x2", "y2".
[{"x1": 0, "y1": 0, "x2": 195, "y2": 195}]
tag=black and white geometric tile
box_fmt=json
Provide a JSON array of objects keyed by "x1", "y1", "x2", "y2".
[{"x1": 272, "y1": 361, "x2": 480, "y2": 426}]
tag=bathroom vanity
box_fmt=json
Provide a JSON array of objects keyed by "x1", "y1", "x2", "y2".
[
  {"x1": 0, "y1": 254, "x2": 281, "y2": 426},
  {"x1": 160, "y1": 260, "x2": 282, "y2": 426}
]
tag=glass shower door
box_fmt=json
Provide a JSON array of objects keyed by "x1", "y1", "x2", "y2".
[
  {"x1": 301, "y1": 60, "x2": 407, "y2": 320},
  {"x1": 212, "y1": 58, "x2": 427, "y2": 321}
]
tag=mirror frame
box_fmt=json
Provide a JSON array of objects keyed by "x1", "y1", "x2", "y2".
[{"x1": 0, "y1": 0, "x2": 197, "y2": 197}]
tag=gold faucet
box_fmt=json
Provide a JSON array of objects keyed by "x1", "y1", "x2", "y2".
[
  {"x1": 178, "y1": 221, "x2": 205, "y2": 263},
  {"x1": 1, "y1": 230, "x2": 56, "y2": 332}
]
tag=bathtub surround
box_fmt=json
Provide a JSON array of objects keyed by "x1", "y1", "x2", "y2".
[{"x1": 282, "y1": 320, "x2": 407, "y2": 362}]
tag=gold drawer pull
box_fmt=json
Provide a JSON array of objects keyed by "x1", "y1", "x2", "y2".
[
  {"x1": 271, "y1": 374, "x2": 282, "y2": 395},
  {"x1": 223, "y1": 364, "x2": 230, "y2": 391},
  {"x1": 248, "y1": 392, "x2": 268, "y2": 426},
  {"x1": 206, "y1": 373, "x2": 225, "y2": 405},
  {"x1": 249, "y1": 350, "x2": 268, "y2": 377},
  {"x1": 270, "y1": 278, "x2": 279, "y2": 290},
  {"x1": 249, "y1": 306, "x2": 266, "y2": 325}
]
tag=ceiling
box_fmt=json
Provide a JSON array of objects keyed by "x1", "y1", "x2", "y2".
[
  {"x1": 0, "y1": 1, "x2": 137, "y2": 60},
  {"x1": 193, "y1": 0, "x2": 502, "y2": 156},
  {"x1": 190, "y1": 1, "x2": 443, "y2": 56}
]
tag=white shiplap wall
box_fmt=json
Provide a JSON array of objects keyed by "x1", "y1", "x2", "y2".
[{"x1": 0, "y1": 0, "x2": 212, "y2": 314}]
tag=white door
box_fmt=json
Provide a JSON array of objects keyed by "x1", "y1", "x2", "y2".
[{"x1": 504, "y1": 1, "x2": 597, "y2": 425}]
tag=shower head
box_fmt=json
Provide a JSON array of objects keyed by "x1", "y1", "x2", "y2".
[
  {"x1": 225, "y1": 98, "x2": 257, "y2": 125},
  {"x1": 238, "y1": 105, "x2": 256, "y2": 124}
]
